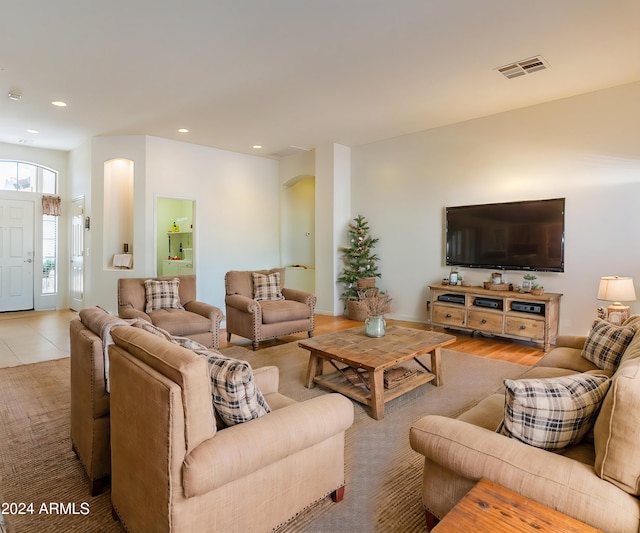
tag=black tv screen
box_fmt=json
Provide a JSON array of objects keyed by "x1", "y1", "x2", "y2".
[{"x1": 445, "y1": 198, "x2": 565, "y2": 272}]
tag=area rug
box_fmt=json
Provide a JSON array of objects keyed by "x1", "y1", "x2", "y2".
[{"x1": 0, "y1": 343, "x2": 528, "y2": 532}]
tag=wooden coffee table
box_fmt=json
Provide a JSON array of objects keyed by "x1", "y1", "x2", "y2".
[
  {"x1": 432, "y1": 478, "x2": 602, "y2": 532},
  {"x1": 298, "y1": 326, "x2": 456, "y2": 420}
]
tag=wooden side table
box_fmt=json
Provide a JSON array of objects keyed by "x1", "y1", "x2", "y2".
[{"x1": 432, "y1": 479, "x2": 601, "y2": 532}]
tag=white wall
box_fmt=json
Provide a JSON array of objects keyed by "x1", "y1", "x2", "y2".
[
  {"x1": 351, "y1": 82, "x2": 640, "y2": 336},
  {"x1": 145, "y1": 136, "x2": 280, "y2": 312},
  {"x1": 66, "y1": 135, "x2": 280, "y2": 314}
]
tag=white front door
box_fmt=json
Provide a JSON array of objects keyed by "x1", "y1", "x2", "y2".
[
  {"x1": 0, "y1": 199, "x2": 34, "y2": 311},
  {"x1": 70, "y1": 198, "x2": 84, "y2": 311}
]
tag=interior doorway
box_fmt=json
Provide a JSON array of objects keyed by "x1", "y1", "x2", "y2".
[{"x1": 156, "y1": 197, "x2": 195, "y2": 277}]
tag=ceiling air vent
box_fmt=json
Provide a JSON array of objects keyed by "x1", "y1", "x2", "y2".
[{"x1": 497, "y1": 56, "x2": 549, "y2": 79}]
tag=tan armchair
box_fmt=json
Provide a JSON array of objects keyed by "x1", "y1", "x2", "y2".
[
  {"x1": 108, "y1": 325, "x2": 353, "y2": 532},
  {"x1": 118, "y1": 274, "x2": 223, "y2": 349},
  {"x1": 225, "y1": 268, "x2": 316, "y2": 350},
  {"x1": 70, "y1": 306, "x2": 131, "y2": 495}
]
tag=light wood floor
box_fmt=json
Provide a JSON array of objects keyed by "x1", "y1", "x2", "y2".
[
  {"x1": 222, "y1": 314, "x2": 545, "y2": 366},
  {"x1": 0, "y1": 310, "x2": 544, "y2": 369}
]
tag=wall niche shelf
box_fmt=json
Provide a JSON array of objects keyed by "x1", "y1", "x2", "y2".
[{"x1": 428, "y1": 284, "x2": 562, "y2": 351}]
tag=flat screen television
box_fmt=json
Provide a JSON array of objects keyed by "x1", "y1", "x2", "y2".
[{"x1": 445, "y1": 198, "x2": 565, "y2": 272}]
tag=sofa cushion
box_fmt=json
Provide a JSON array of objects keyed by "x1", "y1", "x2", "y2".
[
  {"x1": 260, "y1": 299, "x2": 311, "y2": 324},
  {"x1": 499, "y1": 372, "x2": 611, "y2": 451},
  {"x1": 148, "y1": 309, "x2": 212, "y2": 336},
  {"x1": 144, "y1": 278, "x2": 183, "y2": 313},
  {"x1": 581, "y1": 319, "x2": 635, "y2": 372},
  {"x1": 252, "y1": 272, "x2": 285, "y2": 301},
  {"x1": 534, "y1": 346, "x2": 600, "y2": 373},
  {"x1": 594, "y1": 359, "x2": 640, "y2": 495}
]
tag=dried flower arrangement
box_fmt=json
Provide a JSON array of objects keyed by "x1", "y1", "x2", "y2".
[{"x1": 357, "y1": 288, "x2": 392, "y2": 316}]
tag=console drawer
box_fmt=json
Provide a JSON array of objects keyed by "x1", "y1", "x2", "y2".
[
  {"x1": 433, "y1": 305, "x2": 466, "y2": 327},
  {"x1": 468, "y1": 310, "x2": 503, "y2": 334},
  {"x1": 505, "y1": 316, "x2": 544, "y2": 340}
]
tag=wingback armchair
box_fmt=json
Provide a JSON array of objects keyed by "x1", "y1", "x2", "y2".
[
  {"x1": 225, "y1": 268, "x2": 316, "y2": 350},
  {"x1": 118, "y1": 275, "x2": 223, "y2": 349}
]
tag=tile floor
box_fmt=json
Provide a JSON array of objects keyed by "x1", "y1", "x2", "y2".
[{"x1": 0, "y1": 309, "x2": 77, "y2": 368}]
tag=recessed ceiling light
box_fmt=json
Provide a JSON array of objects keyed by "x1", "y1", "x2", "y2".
[
  {"x1": 253, "y1": 145, "x2": 263, "y2": 149},
  {"x1": 51, "y1": 101, "x2": 67, "y2": 107},
  {"x1": 8, "y1": 92, "x2": 21, "y2": 101},
  {"x1": 178, "y1": 128, "x2": 189, "y2": 133},
  {"x1": 26, "y1": 129, "x2": 39, "y2": 134}
]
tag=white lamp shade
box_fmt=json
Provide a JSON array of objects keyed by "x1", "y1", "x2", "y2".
[{"x1": 597, "y1": 276, "x2": 637, "y2": 303}]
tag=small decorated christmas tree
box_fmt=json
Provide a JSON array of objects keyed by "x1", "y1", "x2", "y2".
[{"x1": 337, "y1": 215, "x2": 381, "y2": 304}]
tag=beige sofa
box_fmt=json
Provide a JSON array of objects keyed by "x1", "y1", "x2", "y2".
[
  {"x1": 118, "y1": 275, "x2": 223, "y2": 349},
  {"x1": 410, "y1": 316, "x2": 640, "y2": 532},
  {"x1": 108, "y1": 324, "x2": 354, "y2": 532},
  {"x1": 225, "y1": 268, "x2": 316, "y2": 350}
]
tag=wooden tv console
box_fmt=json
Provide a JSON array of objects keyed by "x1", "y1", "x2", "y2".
[{"x1": 428, "y1": 284, "x2": 562, "y2": 351}]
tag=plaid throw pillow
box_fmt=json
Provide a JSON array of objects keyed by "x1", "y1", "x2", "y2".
[
  {"x1": 131, "y1": 320, "x2": 270, "y2": 426},
  {"x1": 499, "y1": 373, "x2": 611, "y2": 451},
  {"x1": 581, "y1": 319, "x2": 635, "y2": 372},
  {"x1": 144, "y1": 278, "x2": 183, "y2": 313},
  {"x1": 252, "y1": 272, "x2": 284, "y2": 301},
  {"x1": 206, "y1": 352, "x2": 271, "y2": 426}
]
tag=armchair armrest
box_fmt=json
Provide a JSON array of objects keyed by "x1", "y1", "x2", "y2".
[
  {"x1": 225, "y1": 294, "x2": 260, "y2": 314},
  {"x1": 410, "y1": 415, "x2": 637, "y2": 527},
  {"x1": 183, "y1": 393, "x2": 353, "y2": 497},
  {"x1": 184, "y1": 301, "x2": 224, "y2": 325},
  {"x1": 252, "y1": 365, "x2": 279, "y2": 394},
  {"x1": 282, "y1": 288, "x2": 316, "y2": 308},
  {"x1": 118, "y1": 307, "x2": 151, "y2": 322},
  {"x1": 555, "y1": 335, "x2": 587, "y2": 350}
]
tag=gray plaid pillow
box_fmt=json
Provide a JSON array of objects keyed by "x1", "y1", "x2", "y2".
[
  {"x1": 132, "y1": 320, "x2": 271, "y2": 426},
  {"x1": 581, "y1": 319, "x2": 635, "y2": 372},
  {"x1": 144, "y1": 278, "x2": 183, "y2": 313},
  {"x1": 206, "y1": 353, "x2": 271, "y2": 426},
  {"x1": 499, "y1": 373, "x2": 610, "y2": 451},
  {"x1": 252, "y1": 272, "x2": 285, "y2": 301}
]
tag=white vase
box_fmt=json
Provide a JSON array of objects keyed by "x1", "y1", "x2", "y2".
[{"x1": 365, "y1": 315, "x2": 386, "y2": 337}]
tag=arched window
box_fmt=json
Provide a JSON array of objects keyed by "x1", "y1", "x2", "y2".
[{"x1": 0, "y1": 161, "x2": 57, "y2": 193}]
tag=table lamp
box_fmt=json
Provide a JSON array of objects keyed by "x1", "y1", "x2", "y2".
[{"x1": 597, "y1": 276, "x2": 636, "y2": 324}]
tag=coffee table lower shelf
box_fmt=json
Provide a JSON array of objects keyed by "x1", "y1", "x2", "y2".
[{"x1": 313, "y1": 369, "x2": 435, "y2": 407}]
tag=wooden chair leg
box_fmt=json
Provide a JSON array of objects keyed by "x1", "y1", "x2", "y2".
[
  {"x1": 425, "y1": 509, "x2": 439, "y2": 531},
  {"x1": 227, "y1": 332, "x2": 231, "y2": 342},
  {"x1": 112, "y1": 507, "x2": 121, "y2": 522},
  {"x1": 331, "y1": 486, "x2": 345, "y2": 503},
  {"x1": 252, "y1": 340, "x2": 259, "y2": 351}
]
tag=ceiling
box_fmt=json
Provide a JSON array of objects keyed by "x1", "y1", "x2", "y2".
[{"x1": 1, "y1": 0, "x2": 639, "y2": 158}]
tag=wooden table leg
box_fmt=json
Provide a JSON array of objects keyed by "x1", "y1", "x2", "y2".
[
  {"x1": 431, "y1": 347, "x2": 443, "y2": 386},
  {"x1": 369, "y1": 368, "x2": 385, "y2": 420},
  {"x1": 305, "y1": 353, "x2": 322, "y2": 388}
]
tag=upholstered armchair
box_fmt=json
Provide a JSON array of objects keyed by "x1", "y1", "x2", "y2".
[
  {"x1": 108, "y1": 325, "x2": 353, "y2": 532},
  {"x1": 225, "y1": 268, "x2": 316, "y2": 350},
  {"x1": 118, "y1": 275, "x2": 223, "y2": 349}
]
